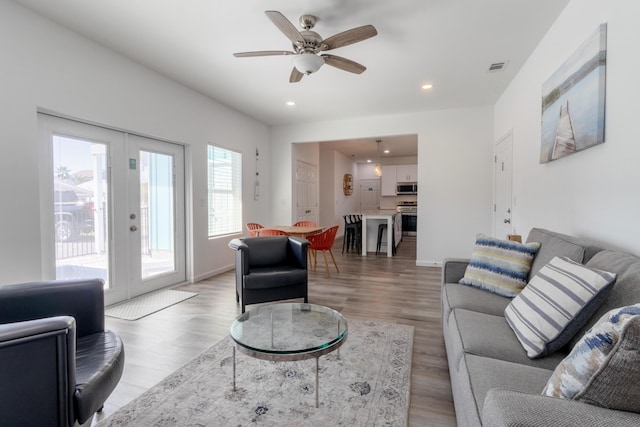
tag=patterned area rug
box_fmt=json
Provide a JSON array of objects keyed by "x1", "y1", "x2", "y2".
[
  {"x1": 105, "y1": 290, "x2": 198, "y2": 320},
  {"x1": 96, "y1": 319, "x2": 413, "y2": 426}
]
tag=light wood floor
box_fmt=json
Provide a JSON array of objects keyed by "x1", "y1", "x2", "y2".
[{"x1": 95, "y1": 236, "x2": 457, "y2": 426}]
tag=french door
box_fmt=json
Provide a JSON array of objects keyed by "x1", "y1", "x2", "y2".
[{"x1": 38, "y1": 114, "x2": 186, "y2": 306}]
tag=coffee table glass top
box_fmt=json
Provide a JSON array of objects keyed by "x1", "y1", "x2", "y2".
[{"x1": 230, "y1": 303, "x2": 347, "y2": 358}]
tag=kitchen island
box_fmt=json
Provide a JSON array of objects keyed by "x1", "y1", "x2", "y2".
[{"x1": 360, "y1": 211, "x2": 402, "y2": 257}]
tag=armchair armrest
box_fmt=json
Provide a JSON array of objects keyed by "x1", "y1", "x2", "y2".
[
  {"x1": 482, "y1": 389, "x2": 640, "y2": 427},
  {"x1": 441, "y1": 258, "x2": 470, "y2": 284},
  {"x1": 287, "y1": 236, "x2": 310, "y2": 269},
  {"x1": 229, "y1": 238, "x2": 250, "y2": 275},
  {"x1": 0, "y1": 279, "x2": 105, "y2": 337},
  {"x1": 0, "y1": 316, "x2": 76, "y2": 427},
  {"x1": 228, "y1": 238, "x2": 247, "y2": 252}
]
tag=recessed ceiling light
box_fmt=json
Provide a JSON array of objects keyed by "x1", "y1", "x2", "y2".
[
  {"x1": 421, "y1": 83, "x2": 433, "y2": 90},
  {"x1": 286, "y1": 101, "x2": 296, "y2": 107},
  {"x1": 367, "y1": 159, "x2": 372, "y2": 163},
  {"x1": 383, "y1": 149, "x2": 390, "y2": 154}
]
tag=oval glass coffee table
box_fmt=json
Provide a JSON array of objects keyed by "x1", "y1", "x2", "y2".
[{"x1": 229, "y1": 302, "x2": 348, "y2": 408}]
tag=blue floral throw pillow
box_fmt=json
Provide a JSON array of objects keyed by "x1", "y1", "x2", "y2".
[
  {"x1": 542, "y1": 304, "x2": 640, "y2": 413},
  {"x1": 459, "y1": 234, "x2": 540, "y2": 297}
]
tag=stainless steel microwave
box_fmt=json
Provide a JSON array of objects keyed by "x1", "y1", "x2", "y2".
[{"x1": 396, "y1": 182, "x2": 417, "y2": 195}]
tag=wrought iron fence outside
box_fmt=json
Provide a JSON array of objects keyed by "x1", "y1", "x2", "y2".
[{"x1": 55, "y1": 205, "x2": 150, "y2": 260}]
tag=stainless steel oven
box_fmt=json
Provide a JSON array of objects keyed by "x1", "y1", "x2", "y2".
[{"x1": 397, "y1": 201, "x2": 417, "y2": 236}]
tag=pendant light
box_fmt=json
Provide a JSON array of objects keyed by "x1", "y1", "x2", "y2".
[{"x1": 374, "y1": 139, "x2": 382, "y2": 176}]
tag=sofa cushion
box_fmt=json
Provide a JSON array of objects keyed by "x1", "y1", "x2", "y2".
[
  {"x1": 505, "y1": 257, "x2": 616, "y2": 358},
  {"x1": 459, "y1": 234, "x2": 540, "y2": 297},
  {"x1": 542, "y1": 304, "x2": 640, "y2": 413},
  {"x1": 570, "y1": 250, "x2": 640, "y2": 348},
  {"x1": 74, "y1": 330, "x2": 125, "y2": 423},
  {"x1": 465, "y1": 354, "x2": 553, "y2": 420},
  {"x1": 526, "y1": 228, "x2": 602, "y2": 279},
  {"x1": 244, "y1": 237, "x2": 289, "y2": 268},
  {"x1": 244, "y1": 267, "x2": 307, "y2": 290},
  {"x1": 443, "y1": 282, "x2": 511, "y2": 320},
  {"x1": 451, "y1": 309, "x2": 566, "y2": 370}
]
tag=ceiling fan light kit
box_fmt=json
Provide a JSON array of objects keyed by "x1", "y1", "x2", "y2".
[
  {"x1": 292, "y1": 53, "x2": 325, "y2": 74},
  {"x1": 233, "y1": 10, "x2": 377, "y2": 83}
]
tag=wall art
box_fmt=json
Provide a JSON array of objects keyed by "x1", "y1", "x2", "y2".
[{"x1": 540, "y1": 23, "x2": 607, "y2": 163}]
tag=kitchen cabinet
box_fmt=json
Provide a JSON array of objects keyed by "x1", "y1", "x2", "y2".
[
  {"x1": 396, "y1": 164, "x2": 418, "y2": 182},
  {"x1": 380, "y1": 165, "x2": 397, "y2": 196},
  {"x1": 381, "y1": 164, "x2": 418, "y2": 196}
]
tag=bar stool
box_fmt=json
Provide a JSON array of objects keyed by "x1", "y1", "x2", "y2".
[
  {"x1": 376, "y1": 223, "x2": 396, "y2": 255},
  {"x1": 342, "y1": 214, "x2": 363, "y2": 254},
  {"x1": 349, "y1": 214, "x2": 362, "y2": 253},
  {"x1": 342, "y1": 215, "x2": 357, "y2": 253}
]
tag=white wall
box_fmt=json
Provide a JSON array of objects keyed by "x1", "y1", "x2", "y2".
[
  {"x1": 330, "y1": 150, "x2": 360, "y2": 236},
  {"x1": 495, "y1": 0, "x2": 640, "y2": 254},
  {"x1": 0, "y1": 2, "x2": 270, "y2": 284},
  {"x1": 270, "y1": 107, "x2": 495, "y2": 265}
]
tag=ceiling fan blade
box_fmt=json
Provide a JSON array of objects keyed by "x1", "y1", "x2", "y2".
[
  {"x1": 265, "y1": 10, "x2": 305, "y2": 46},
  {"x1": 322, "y1": 54, "x2": 366, "y2": 74},
  {"x1": 234, "y1": 50, "x2": 295, "y2": 58},
  {"x1": 289, "y1": 67, "x2": 304, "y2": 83},
  {"x1": 322, "y1": 25, "x2": 377, "y2": 50}
]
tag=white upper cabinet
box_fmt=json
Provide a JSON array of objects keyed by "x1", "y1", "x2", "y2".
[
  {"x1": 396, "y1": 164, "x2": 418, "y2": 182},
  {"x1": 380, "y1": 165, "x2": 397, "y2": 196},
  {"x1": 380, "y1": 164, "x2": 417, "y2": 196}
]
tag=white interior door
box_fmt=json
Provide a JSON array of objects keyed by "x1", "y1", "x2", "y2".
[
  {"x1": 494, "y1": 131, "x2": 514, "y2": 238},
  {"x1": 295, "y1": 160, "x2": 318, "y2": 223},
  {"x1": 39, "y1": 114, "x2": 186, "y2": 306},
  {"x1": 359, "y1": 179, "x2": 380, "y2": 211}
]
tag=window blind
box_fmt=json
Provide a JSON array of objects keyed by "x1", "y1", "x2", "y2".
[{"x1": 208, "y1": 145, "x2": 242, "y2": 237}]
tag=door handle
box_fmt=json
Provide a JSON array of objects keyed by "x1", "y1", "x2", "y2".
[
  {"x1": 503, "y1": 219, "x2": 511, "y2": 224},
  {"x1": 130, "y1": 225, "x2": 138, "y2": 232}
]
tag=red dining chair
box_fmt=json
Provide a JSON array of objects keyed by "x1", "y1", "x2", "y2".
[
  {"x1": 257, "y1": 229, "x2": 289, "y2": 236},
  {"x1": 293, "y1": 220, "x2": 317, "y2": 227},
  {"x1": 306, "y1": 225, "x2": 340, "y2": 277},
  {"x1": 246, "y1": 223, "x2": 263, "y2": 237}
]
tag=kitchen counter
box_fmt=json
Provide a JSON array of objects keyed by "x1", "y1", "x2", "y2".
[{"x1": 360, "y1": 211, "x2": 402, "y2": 257}]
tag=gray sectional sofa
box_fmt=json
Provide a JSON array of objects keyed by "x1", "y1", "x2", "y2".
[{"x1": 441, "y1": 228, "x2": 640, "y2": 426}]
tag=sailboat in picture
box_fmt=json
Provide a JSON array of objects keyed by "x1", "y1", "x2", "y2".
[{"x1": 551, "y1": 100, "x2": 576, "y2": 160}]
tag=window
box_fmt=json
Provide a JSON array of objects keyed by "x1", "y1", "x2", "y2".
[{"x1": 208, "y1": 145, "x2": 242, "y2": 237}]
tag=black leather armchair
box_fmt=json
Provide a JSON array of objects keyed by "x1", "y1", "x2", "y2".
[
  {"x1": 228, "y1": 236, "x2": 310, "y2": 313},
  {"x1": 0, "y1": 279, "x2": 125, "y2": 427}
]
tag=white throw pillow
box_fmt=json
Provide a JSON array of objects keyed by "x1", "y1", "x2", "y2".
[{"x1": 505, "y1": 256, "x2": 616, "y2": 358}]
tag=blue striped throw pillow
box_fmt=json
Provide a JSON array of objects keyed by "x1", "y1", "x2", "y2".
[
  {"x1": 505, "y1": 256, "x2": 617, "y2": 358},
  {"x1": 459, "y1": 234, "x2": 540, "y2": 297}
]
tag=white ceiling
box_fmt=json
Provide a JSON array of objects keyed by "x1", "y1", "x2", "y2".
[{"x1": 14, "y1": 0, "x2": 569, "y2": 159}]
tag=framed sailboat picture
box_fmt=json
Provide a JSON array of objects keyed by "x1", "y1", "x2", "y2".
[{"x1": 540, "y1": 23, "x2": 607, "y2": 163}]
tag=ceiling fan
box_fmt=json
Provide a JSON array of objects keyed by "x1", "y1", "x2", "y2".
[{"x1": 233, "y1": 10, "x2": 377, "y2": 83}]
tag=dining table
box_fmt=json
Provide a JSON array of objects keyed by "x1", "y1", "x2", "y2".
[{"x1": 255, "y1": 225, "x2": 323, "y2": 238}]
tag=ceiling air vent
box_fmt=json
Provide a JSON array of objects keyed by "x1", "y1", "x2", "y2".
[{"x1": 488, "y1": 61, "x2": 508, "y2": 72}]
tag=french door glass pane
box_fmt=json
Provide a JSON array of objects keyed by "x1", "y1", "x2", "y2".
[
  {"x1": 139, "y1": 150, "x2": 175, "y2": 279},
  {"x1": 53, "y1": 135, "x2": 109, "y2": 286}
]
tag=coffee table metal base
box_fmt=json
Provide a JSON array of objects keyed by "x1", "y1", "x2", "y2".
[
  {"x1": 229, "y1": 303, "x2": 348, "y2": 408},
  {"x1": 231, "y1": 345, "x2": 341, "y2": 408}
]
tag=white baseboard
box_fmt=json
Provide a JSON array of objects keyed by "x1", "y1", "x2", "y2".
[
  {"x1": 192, "y1": 265, "x2": 234, "y2": 283},
  {"x1": 416, "y1": 260, "x2": 442, "y2": 267}
]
